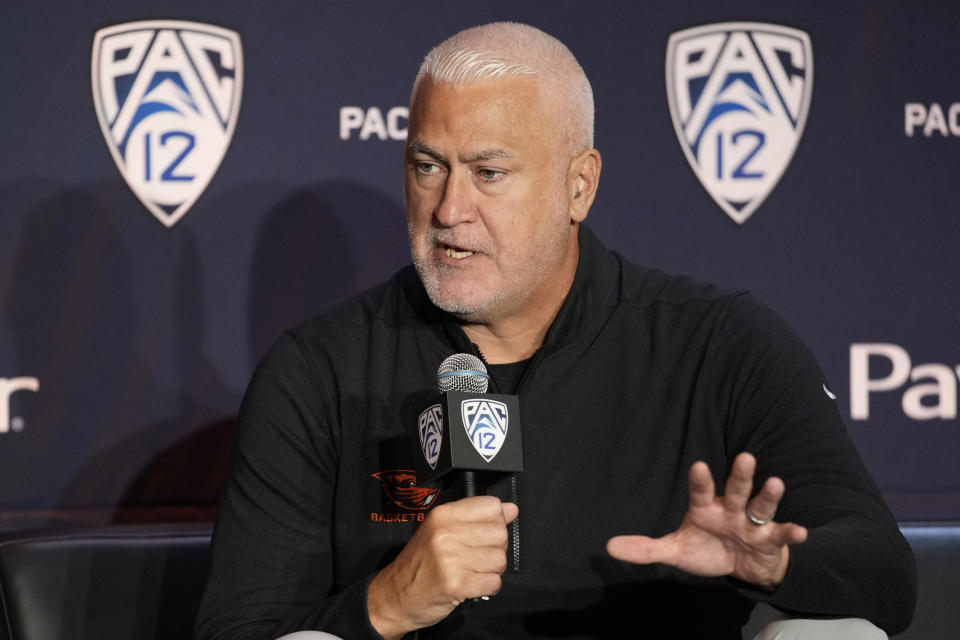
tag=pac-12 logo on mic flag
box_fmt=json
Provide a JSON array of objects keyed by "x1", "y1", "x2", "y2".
[
  {"x1": 461, "y1": 399, "x2": 508, "y2": 462},
  {"x1": 418, "y1": 404, "x2": 443, "y2": 470},
  {"x1": 91, "y1": 21, "x2": 243, "y2": 228},
  {"x1": 665, "y1": 23, "x2": 812, "y2": 225}
]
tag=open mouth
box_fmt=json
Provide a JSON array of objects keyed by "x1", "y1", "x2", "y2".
[{"x1": 444, "y1": 245, "x2": 475, "y2": 259}]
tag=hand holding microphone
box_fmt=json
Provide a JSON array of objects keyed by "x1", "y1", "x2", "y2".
[
  {"x1": 366, "y1": 496, "x2": 518, "y2": 639},
  {"x1": 366, "y1": 354, "x2": 524, "y2": 638}
]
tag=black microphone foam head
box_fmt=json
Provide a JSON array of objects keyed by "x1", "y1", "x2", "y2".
[{"x1": 437, "y1": 353, "x2": 489, "y2": 393}]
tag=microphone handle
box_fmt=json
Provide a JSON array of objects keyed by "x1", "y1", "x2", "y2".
[
  {"x1": 459, "y1": 470, "x2": 483, "y2": 498},
  {"x1": 454, "y1": 470, "x2": 492, "y2": 604}
]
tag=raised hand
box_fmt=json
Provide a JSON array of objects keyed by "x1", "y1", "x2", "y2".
[
  {"x1": 606, "y1": 452, "x2": 807, "y2": 589},
  {"x1": 367, "y1": 496, "x2": 518, "y2": 639}
]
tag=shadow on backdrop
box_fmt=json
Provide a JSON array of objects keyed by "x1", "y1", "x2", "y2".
[
  {"x1": 4, "y1": 184, "x2": 147, "y2": 522},
  {"x1": 1, "y1": 179, "x2": 408, "y2": 528},
  {"x1": 1, "y1": 181, "x2": 238, "y2": 527},
  {"x1": 248, "y1": 181, "x2": 408, "y2": 367},
  {"x1": 111, "y1": 234, "x2": 236, "y2": 522}
]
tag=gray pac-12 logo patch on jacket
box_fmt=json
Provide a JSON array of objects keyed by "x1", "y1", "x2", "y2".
[
  {"x1": 91, "y1": 20, "x2": 243, "y2": 228},
  {"x1": 418, "y1": 404, "x2": 443, "y2": 470},
  {"x1": 666, "y1": 23, "x2": 812, "y2": 225}
]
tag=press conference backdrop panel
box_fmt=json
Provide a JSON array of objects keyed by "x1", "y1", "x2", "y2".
[{"x1": 1, "y1": 1, "x2": 957, "y2": 527}]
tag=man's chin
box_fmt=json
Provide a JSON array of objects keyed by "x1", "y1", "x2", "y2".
[
  {"x1": 413, "y1": 262, "x2": 504, "y2": 321},
  {"x1": 433, "y1": 298, "x2": 492, "y2": 322},
  {"x1": 425, "y1": 289, "x2": 500, "y2": 323}
]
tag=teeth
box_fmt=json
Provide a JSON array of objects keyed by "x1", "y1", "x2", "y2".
[{"x1": 446, "y1": 247, "x2": 474, "y2": 259}]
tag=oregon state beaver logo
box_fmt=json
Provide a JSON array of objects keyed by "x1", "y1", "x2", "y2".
[{"x1": 372, "y1": 469, "x2": 440, "y2": 511}]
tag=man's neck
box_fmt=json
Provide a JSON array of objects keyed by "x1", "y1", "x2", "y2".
[
  {"x1": 461, "y1": 319, "x2": 549, "y2": 364},
  {"x1": 457, "y1": 229, "x2": 581, "y2": 364},
  {"x1": 460, "y1": 276, "x2": 574, "y2": 364}
]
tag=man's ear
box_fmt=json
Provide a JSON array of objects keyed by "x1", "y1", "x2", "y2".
[{"x1": 567, "y1": 149, "x2": 602, "y2": 223}]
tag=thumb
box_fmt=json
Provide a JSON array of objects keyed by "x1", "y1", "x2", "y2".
[
  {"x1": 501, "y1": 501, "x2": 519, "y2": 523},
  {"x1": 606, "y1": 534, "x2": 673, "y2": 565}
]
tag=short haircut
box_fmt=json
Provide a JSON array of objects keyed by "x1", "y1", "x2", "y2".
[{"x1": 412, "y1": 22, "x2": 595, "y2": 156}]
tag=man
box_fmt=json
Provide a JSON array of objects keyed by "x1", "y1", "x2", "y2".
[{"x1": 195, "y1": 23, "x2": 915, "y2": 640}]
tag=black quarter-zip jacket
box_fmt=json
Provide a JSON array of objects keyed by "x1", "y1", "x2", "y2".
[{"x1": 196, "y1": 226, "x2": 915, "y2": 640}]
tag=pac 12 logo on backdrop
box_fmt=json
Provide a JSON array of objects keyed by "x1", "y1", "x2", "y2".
[
  {"x1": 666, "y1": 23, "x2": 812, "y2": 224},
  {"x1": 91, "y1": 21, "x2": 243, "y2": 228}
]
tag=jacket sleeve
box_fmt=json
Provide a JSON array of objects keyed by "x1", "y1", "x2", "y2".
[
  {"x1": 710, "y1": 293, "x2": 916, "y2": 635},
  {"x1": 194, "y1": 332, "x2": 384, "y2": 640}
]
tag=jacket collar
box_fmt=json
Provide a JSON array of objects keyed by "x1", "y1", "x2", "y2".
[{"x1": 539, "y1": 224, "x2": 620, "y2": 353}]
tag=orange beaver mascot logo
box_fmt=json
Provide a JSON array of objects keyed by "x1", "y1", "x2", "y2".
[{"x1": 372, "y1": 470, "x2": 440, "y2": 511}]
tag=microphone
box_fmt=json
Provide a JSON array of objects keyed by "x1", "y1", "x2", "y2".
[
  {"x1": 437, "y1": 352, "x2": 490, "y2": 394},
  {"x1": 420, "y1": 353, "x2": 524, "y2": 604},
  {"x1": 418, "y1": 353, "x2": 523, "y2": 499},
  {"x1": 437, "y1": 354, "x2": 490, "y2": 498}
]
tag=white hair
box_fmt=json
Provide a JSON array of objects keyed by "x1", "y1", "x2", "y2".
[{"x1": 411, "y1": 22, "x2": 595, "y2": 154}]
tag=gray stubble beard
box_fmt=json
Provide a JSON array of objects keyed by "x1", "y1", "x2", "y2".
[{"x1": 408, "y1": 233, "x2": 506, "y2": 322}]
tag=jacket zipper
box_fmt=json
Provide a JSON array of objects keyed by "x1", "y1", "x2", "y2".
[
  {"x1": 471, "y1": 343, "x2": 545, "y2": 575},
  {"x1": 510, "y1": 475, "x2": 520, "y2": 573}
]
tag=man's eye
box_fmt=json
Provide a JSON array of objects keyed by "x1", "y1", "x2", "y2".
[
  {"x1": 477, "y1": 168, "x2": 504, "y2": 181},
  {"x1": 416, "y1": 162, "x2": 439, "y2": 175}
]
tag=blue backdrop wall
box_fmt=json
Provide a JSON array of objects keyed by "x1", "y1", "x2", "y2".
[{"x1": 1, "y1": 1, "x2": 957, "y2": 528}]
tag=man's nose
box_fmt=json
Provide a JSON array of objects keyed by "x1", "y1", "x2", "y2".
[{"x1": 433, "y1": 169, "x2": 477, "y2": 227}]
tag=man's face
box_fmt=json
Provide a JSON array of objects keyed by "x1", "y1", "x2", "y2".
[{"x1": 405, "y1": 77, "x2": 578, "y2": 324}]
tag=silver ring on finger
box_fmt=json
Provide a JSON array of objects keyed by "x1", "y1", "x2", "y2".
[{"x1": 746, "y1": 507, "x2": 771, "y2": 526}]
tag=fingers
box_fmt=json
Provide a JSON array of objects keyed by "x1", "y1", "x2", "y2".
[
  {"x1": 427, "y1": 498, "x2": 514, "y2": 597},
  {"x1": 747, "y1": 475, "x2": 784, "y2": 523},
  {"x1": 501, "y1": 500, "x2": 519, "y2": 524},
  {"x1": 771, "y1": 522, "x2": 808, "y2": 546},
  {"x1": 719, "y1": 453, "x2": 789, "y2": 525},
  {"x1": 731, "y1": 458, "x2": 808, "y2": 554},
  {"x1": 609, "y1": 454, "x2": 809, "y2": 590},
  {"x1": 431, "y1": 497, "x2": 516, "y2": 548},
  {"x1": 722, "y1": 452, "x2": 757, "y2": 513},
  {"x1": 687, "y1": 461, "x2": 716, "y2": 508},
  {"x1": 367, "y1": 496, "x2": 517, "y2": 636},
  {"x1": 692, "y1": 454, "x2": 792, "y2": 527},
  {"x1": 439, "y1": 519, "x2": 508, "y2": 550},
  {"x1": 439, "y1": 495, "x2": 511, "y2": 522}
]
